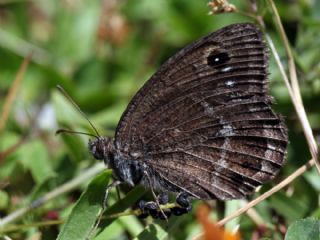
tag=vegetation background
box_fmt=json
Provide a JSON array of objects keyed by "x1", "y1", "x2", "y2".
[{"x1": 0, "y1": 0, "x2": 319, "y2": 239}]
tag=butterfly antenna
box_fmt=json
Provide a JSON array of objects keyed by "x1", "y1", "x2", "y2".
[
  {"x1": 56, "y1": 85, "x2": 101, "y2": 137},
  {"x1": 55, "y1": 129, "x2": 98, "y2": 138}
]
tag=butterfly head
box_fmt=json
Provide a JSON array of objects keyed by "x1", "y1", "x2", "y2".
[{"x1": 88, "y1": 137, "x2": 114, "y2": 164}]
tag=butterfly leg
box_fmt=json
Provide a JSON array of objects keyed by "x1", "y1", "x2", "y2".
[{"x1": 171, "y1": 192, "x2": 192, "y2": 216}]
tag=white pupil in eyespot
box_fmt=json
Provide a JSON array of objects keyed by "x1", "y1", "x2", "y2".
[{"x1": 215, "y1": 57, "x2": 220, "y2": 62}]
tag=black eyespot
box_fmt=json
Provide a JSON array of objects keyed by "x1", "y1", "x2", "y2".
[{"x1": 207, "y1": 51, "x2": 230, "y2": 66}]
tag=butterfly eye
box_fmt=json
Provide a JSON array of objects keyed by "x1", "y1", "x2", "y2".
[
  {"x1": 88, "y1": 139, "x2": 104, "y2": 160},
  {"x1": 207, "y1": 51, "x2": 230, "y2": 66}
]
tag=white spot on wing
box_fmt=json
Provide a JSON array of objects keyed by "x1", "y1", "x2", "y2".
[
  {"x1": 215, "y1": 137, "x2": 231, "y2": 171},
  {"x1": 267, "y1": 143, "x2": 277, "y2": 151},
  {"x1": 225, "y1": 80, "x2": 235, "y2": 87},
  {"x1": 221, "y1": 66, "x2": 232, "y2": 72},
  {"x1": 264, "y1": 149, "x2": 273, "y2": 159},
  {"x1": 130, "y1": 151, "x2": 142, "y2": 158},
  {"x1": 201, "y1": 101, "x2": 215, "y2": 116},
  {"x1": 264, "y1": 143, "x2": 276, "y2": 161},
  {"x1": 219, "y1": 124, "x2": 234, "y2": 136}
]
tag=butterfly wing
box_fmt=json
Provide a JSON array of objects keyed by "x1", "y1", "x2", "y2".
[{"x1": 114, "y1": 23, "x2": 288, "y2": 200}]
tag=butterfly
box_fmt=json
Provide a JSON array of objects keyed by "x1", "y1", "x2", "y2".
[{"x1": 87, "y1": 23, "x2": 288, "y2": 216}]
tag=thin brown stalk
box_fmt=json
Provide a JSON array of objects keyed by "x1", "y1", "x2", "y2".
[
  {"x1": 246, "y1": 207, "x2": 266, "y2": 227},
  {"x1": 0, "y1": 54, "x2": 31, "y2": 134},
  {"x1": 196, "y1": 2, "x2": 318, "y2": 239},
  {"x1": 0, "y1": 220, "x2": 63, "y2": 234},
  {"x1": 264, "y1": 34, "x2": 294, "y2": 100},
  {"x1": 0, "y1": 134, "x2": 28, "y2": 165},
  {"x1": 192, "y1": 158, "x2": 315, "y2": 240},
  {"x1": 217, "y1": 159, "x2": 314, "y2": 226},
  {"x1": 267, "y1": 0, "x2": 319, "y2": 172}
]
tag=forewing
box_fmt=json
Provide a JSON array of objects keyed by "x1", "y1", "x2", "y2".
[{"x1": 115, "y1": 23, "x2": 288, "y2": 200}]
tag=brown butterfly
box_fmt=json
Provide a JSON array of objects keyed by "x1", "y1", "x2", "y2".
[{"x1": 86, "y1": 23, "x2": 288, "y2": 217}]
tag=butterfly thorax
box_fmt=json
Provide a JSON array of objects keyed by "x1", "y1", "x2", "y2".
[{"x1": 88, "y1": 137, "x2": 143, "y2": 186}]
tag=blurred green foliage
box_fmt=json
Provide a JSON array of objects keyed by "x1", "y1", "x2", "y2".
[{"x1": 0, "y1": 0, "x2": 319, "y2": 239}]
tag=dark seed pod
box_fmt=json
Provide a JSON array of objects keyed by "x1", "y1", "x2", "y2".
[
  {"x1": 176, "y1": 193, "x2": 190, "y2": 208},
  {"x1": 158, "y1": 193, "x2": 169, "y2": 205},
  {"x1": 158, "y1": 209, "x2": 172, "y2": 220},
  {"x1": 171, "y1": 207, "x2": 188, "y2": 216}
]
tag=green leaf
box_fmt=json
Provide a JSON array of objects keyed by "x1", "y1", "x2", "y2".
[
  {"x1": 92, "y1": 186, "x2": 146, "y2": 239},
  {"x1": 134, "y1": 223, "x2": 167, "y2": 240},
  {"x1": 133, "y1": 217, "x2": 182, "y2": 240},
  {"x1": 57, "y1": 170, "x2": 111, "y2": 240},
  {"x1": 0, "y1": 133, "x2": 21, "y2": 179},
  {"x1": 285, "y1": 217, "x2": 320, "y2": 240},
  {"x1": 93, "y1": 219, "x2": 124, "y2": 240},
  {"x1": 18, "y1": 140, "x2": 55, "y2": 184},
  {"x1": 0, "y1": 190, "x2": 9, "y2": 210},
  {"x1": 95, "y1": 186, "x2": 146, "y2": 234},
  {"x1": 269, "y1": 192, "x2": 309, "y2": 221},
  {"x1": 94, "y1": 215, "x2": 144, "y2": 240},
  {"x1": 225, "y1": 200, "x2": 242, "y2": 231},
  {"x1": 118, "y1": 215, "x2": 144, "y2": 237}
]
